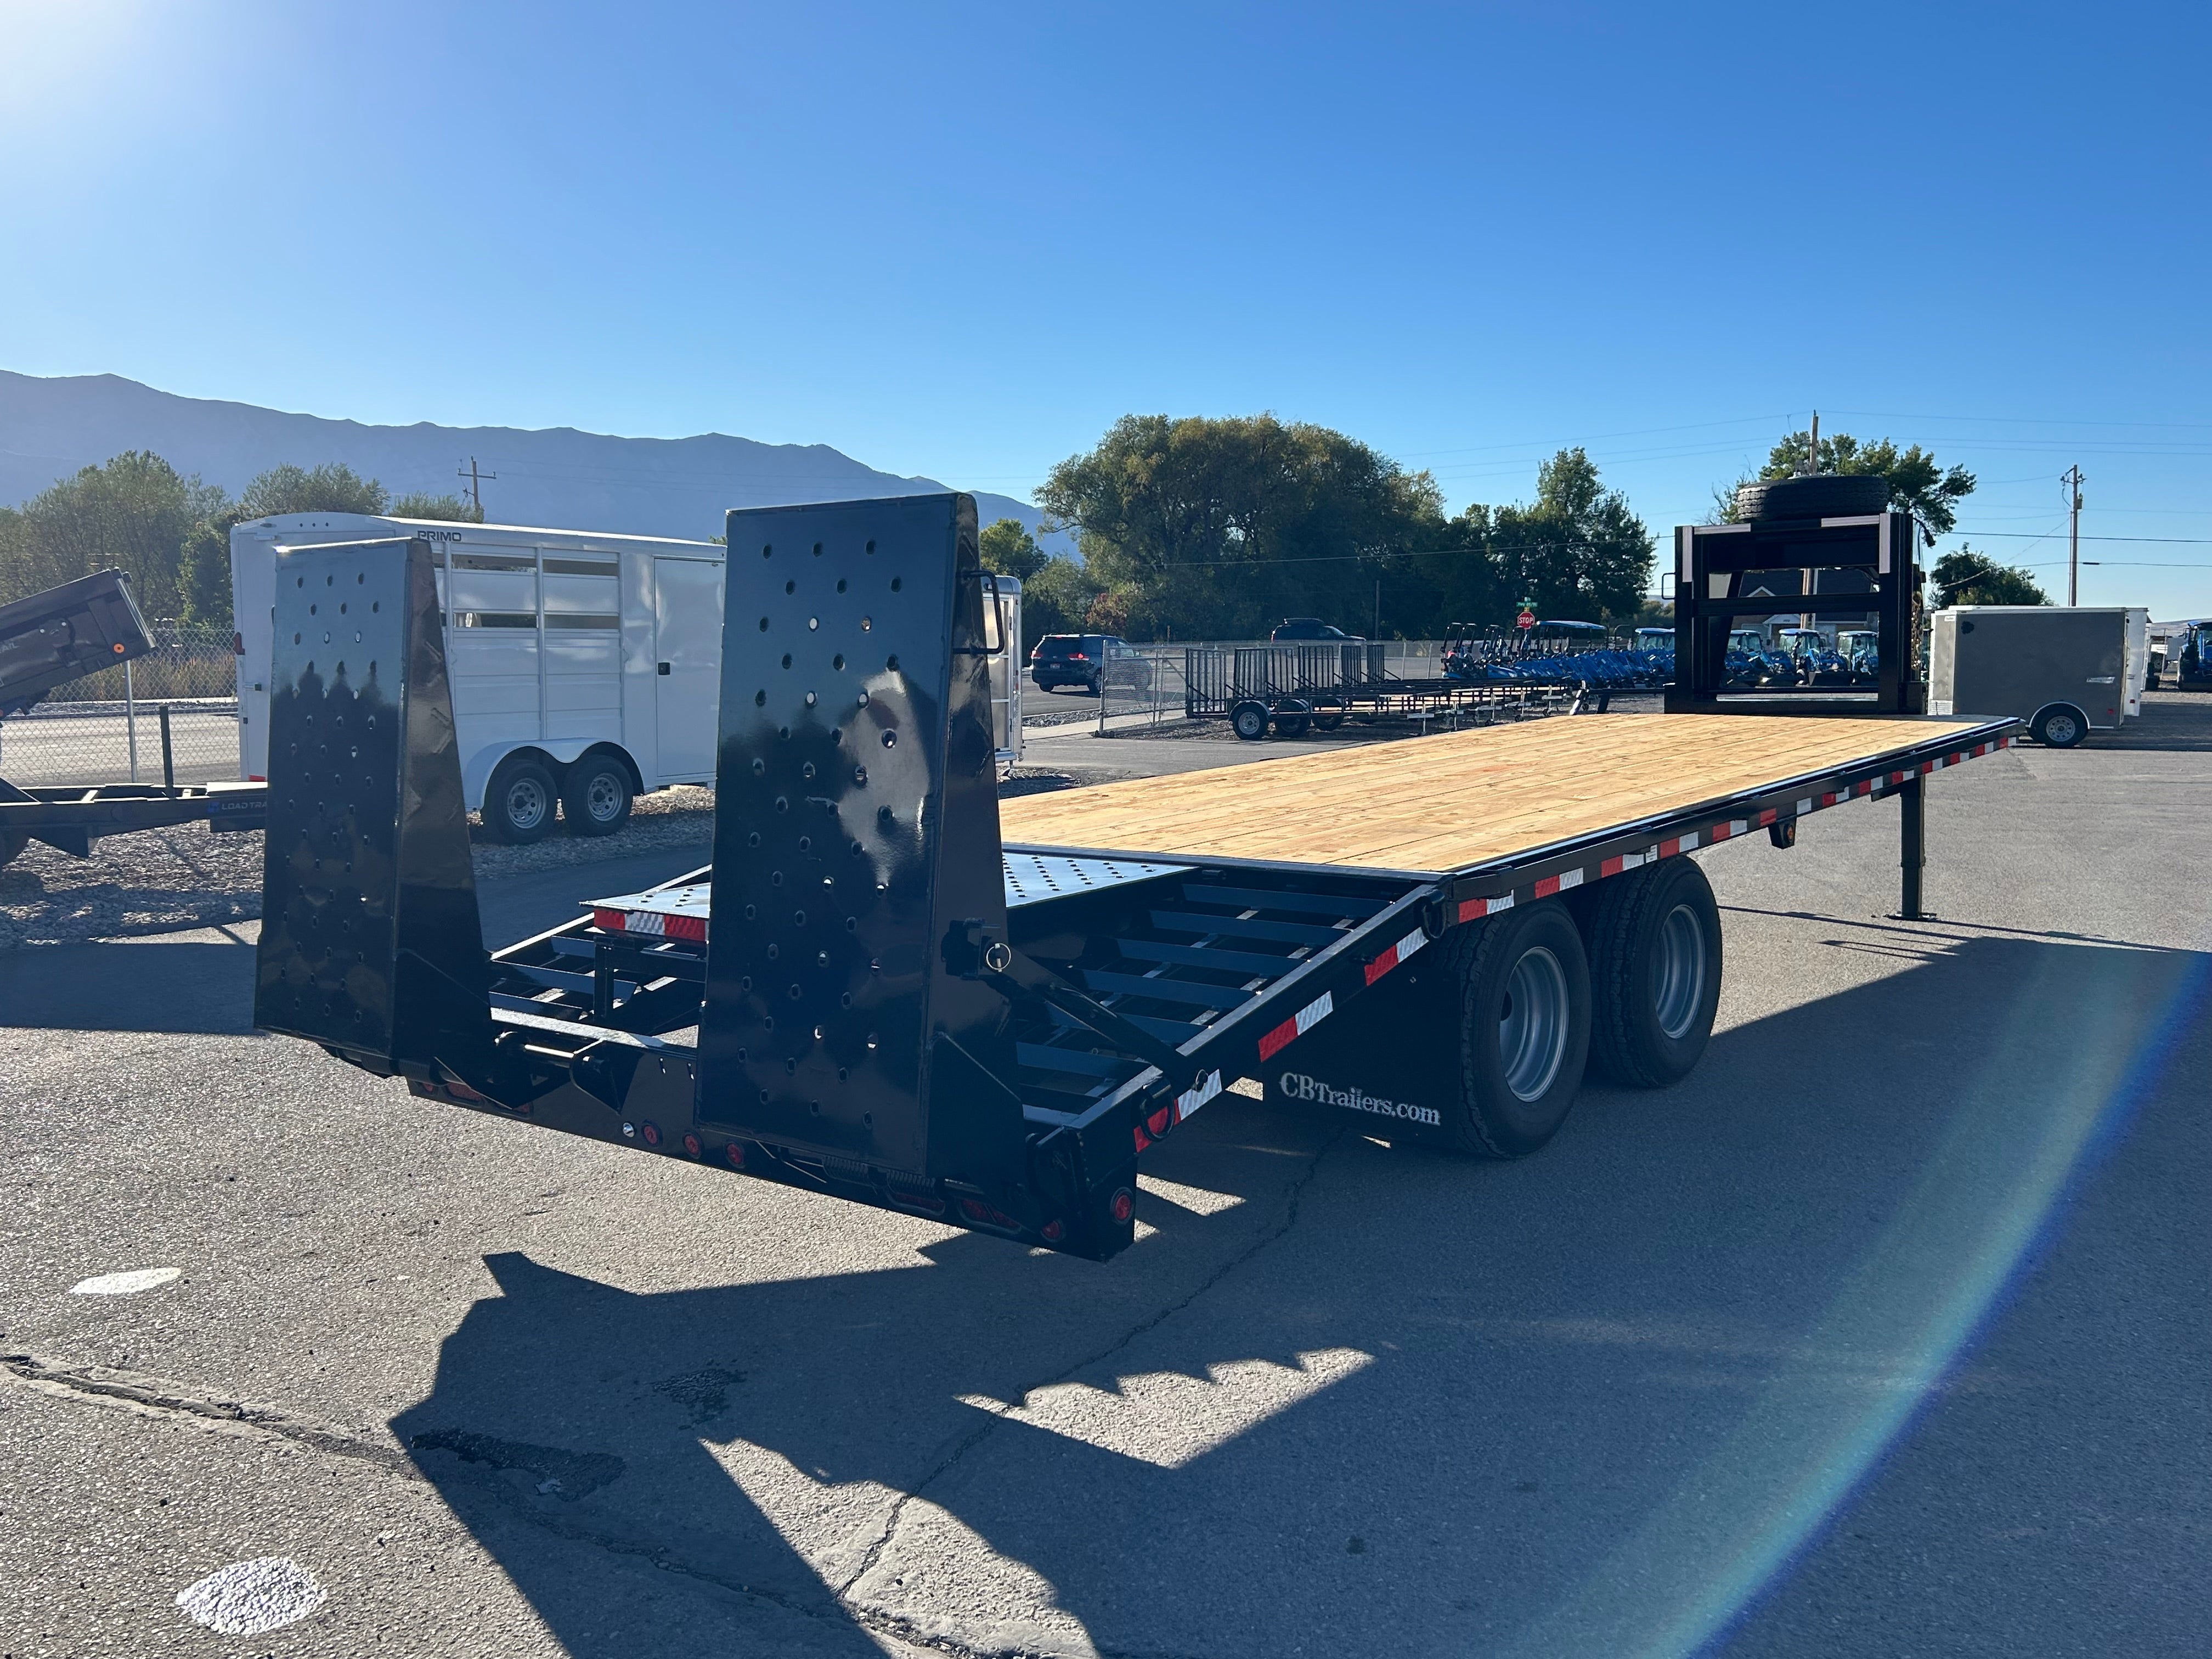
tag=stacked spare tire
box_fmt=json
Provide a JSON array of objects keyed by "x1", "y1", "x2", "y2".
[{"x1": 1734, "y1": 472, "x2": 1891, "y2": 522}]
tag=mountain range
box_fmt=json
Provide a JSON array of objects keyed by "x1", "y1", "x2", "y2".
[{"x1": 0, "y1": 370, "x2": 1058, "y2": 549}]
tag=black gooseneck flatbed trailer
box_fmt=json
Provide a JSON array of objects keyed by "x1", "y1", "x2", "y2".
[{"x1": 252, "y1": 496, "x2": 2015, "y2": 1262}]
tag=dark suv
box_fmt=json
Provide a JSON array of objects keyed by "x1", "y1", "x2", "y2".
[
  {"x1": 1270, "y1": 618, "x2": 1359, "y2": 642},
  {"x1": 1030, "y1": 634, "x2": 1152, "y2": 694}
]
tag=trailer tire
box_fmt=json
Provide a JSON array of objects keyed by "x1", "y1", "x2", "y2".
[
  {"x1": 1231, "y1": 700, "x2": 1271, "y2": 741},
  {"x1": 561, "y1": 751, "x2": 635, "y2": 837},
  {"x1": 1311, "y1": 694, "x2": 1348, "y2": 731},
  {"x1": 483, "y1": 753, "x2": 558, "y2": 843},
  {"x1": 1444, "y1": 900, "x2": 1592, "y2": 1157},
  {"x1": 2029, "y1": 702, "x2": 2089, "y2": 748},
  {"x1": 1273, "y1": 698, "x2": 1312, "y2": 739},
  {"x1": 1581, "y1": 856, "x2": 1722, "y2": 1088},
  {"x1": 1735, "y1": 474, "x2": 1890, "y2": 522}
]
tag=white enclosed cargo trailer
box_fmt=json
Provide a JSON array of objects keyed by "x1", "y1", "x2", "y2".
[{"x1": 232, "y1": 513, "x2": 1022, "y2": 840}]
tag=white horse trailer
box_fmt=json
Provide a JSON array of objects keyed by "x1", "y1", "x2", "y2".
[
  {"x1": 233, "y1": 514, "x2": 1023, "y2": 841},
  {"x1": 233, "y1": 514, "x2": 727, "y2": 840}
]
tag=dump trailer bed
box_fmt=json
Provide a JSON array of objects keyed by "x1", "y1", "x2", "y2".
[
  {"x1": 251, "y1": 498, "x2": 2016, "y2": 1263},
  {"x1": 1, "y1": 567, "x2": 268, "y2": 867}
]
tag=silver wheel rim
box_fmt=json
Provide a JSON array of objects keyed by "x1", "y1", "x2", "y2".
[
  {"x1": 2046, "y1": 714, "x2": 2079, "y2": 744},
  {"x1": 505, "y1": 776, "x2": 548, "y2": 831},
  {"x1": 1499, "y1": 945, "x2": 1570, "y2": 1101},
  {"x1": 585, "y1": 771, "x2": 624, "y2": 822},
  {"x1": 1652, "y1": 903, "x2": 1706, "y2": 1040}
]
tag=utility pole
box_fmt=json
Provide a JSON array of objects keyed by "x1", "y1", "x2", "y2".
[
  {"x1": 2062, "y1": 465, "x2": 2084, "y2": 605},
  {"x1": 1801, "y1": 410, "x2": 1820, "y2": 474},
  {"x1": 458, "y1": 456, "x2": 497, "y2": 517}
]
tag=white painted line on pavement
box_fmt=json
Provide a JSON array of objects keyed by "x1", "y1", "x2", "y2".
[
  {"x1": 175, "y1": 1556, "x2": 326, "y2": 1635},
  {"x1": 71, "y1": 1267, "x2": 182, "y2": 1296}
]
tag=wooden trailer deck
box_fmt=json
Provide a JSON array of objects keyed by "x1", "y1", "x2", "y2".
[{"x1": 999, "y1": 713, "x2": 1997, "y2": 877}]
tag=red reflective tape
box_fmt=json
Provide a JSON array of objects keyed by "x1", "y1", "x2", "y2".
[
  {"x1": 1600, "y1": 856, "x2": 1626, "y2": 878},
  {"x1": 1148, "y1": 1105, "x2": 1172, "y2": 1137},
  {"x1": 665, "y1": 912, "x2": 708, "y2": 942},
  {"x1": 592, "y1": 908, "x2": 626, "y2": 932},
  {"x1": 1256, "y1": 1016, "x2": 1301, "y2": 1063},
  {"x1": 1364, "y1": 947, "x2": 1399, "y2": 986},
  {"x1": 1457, "y1": 893, "x2": 1516, "y2": 923},
  {"x1": 1534, "y1": 874, "x2": 1561, "y2": 898},
  {"x1": 1133, "y1": 1123, "x2": 1152, "y2": 1154},
  {"x1": 1757, "y1": 808, "x2": 1777, "y2": 827}
]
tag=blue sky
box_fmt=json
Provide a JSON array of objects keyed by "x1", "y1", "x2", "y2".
[{"x1": 3, "y1": 0, "x2": 2205, "y2": 613}]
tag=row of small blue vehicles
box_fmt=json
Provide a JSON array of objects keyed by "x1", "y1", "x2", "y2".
[{"x1": 1439, "y1": 620, "x2": 1884, "y2": 692}]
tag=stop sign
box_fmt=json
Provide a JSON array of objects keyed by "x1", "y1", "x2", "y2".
[{"x1": 1516, "y1": 609, "x2": 1536, "y2": 630}]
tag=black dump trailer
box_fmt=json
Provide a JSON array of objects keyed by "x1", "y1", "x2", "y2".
[
  {"x1": 0, "y1": 568, "x2": 266, "y2": 868},
  {"x1": 252, "y1": 496, "x2": 2015, "y2": 1262}
]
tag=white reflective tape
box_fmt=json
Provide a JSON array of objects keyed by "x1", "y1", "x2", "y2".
[
  {"x1": 1393, "y1": 928, "x2": 1427, "y2": 963},
  {"x1": 626, "y1": 910, "x2": 665, "y2": 936},
  {"x1": 1294, "y1": 991, "x2": 1334, "y2": 1035},
  {"x1": 1177, "y1": 1070, "x2": 1223, "y2": 1121},
  {"x1": 1488, "y1": 891, "x2": 1516, "y2": 912},
  {"x1": 1556, "y1": 868, "x2": 1585, "y2": 891}
]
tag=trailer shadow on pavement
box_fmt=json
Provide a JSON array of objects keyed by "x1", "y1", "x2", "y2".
[{"x1": 389, "y1": 928, "x2": 2211, "y2": 1659}]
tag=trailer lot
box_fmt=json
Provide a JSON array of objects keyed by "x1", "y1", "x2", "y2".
[{"x1": 2, "y1": 702, "x2": 2207, "y2": 1656}]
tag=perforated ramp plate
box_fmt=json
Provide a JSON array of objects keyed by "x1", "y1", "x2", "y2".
[
  {"x1": 693, "y1": 493, "x2": 1024, "y2": 1183},
  {"x1": 1001, "y1": 852, "x2": 1187, "y2": 906},
  {"x1": 591, "y1": 858, "x2": 1187, "y2": 939}
]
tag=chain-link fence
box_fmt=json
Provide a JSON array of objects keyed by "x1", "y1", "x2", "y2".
[{"x1": 0, "y1": 624, "x2": 242, "y2": 790}]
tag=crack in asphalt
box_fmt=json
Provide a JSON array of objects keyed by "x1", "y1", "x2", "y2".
[
  {"x1": 0, "y1": 1350, "x2": 417, "y2": 1477},
  {"x1": 831, "y1": 1128, "x2": 1346, "y2": 1633}
]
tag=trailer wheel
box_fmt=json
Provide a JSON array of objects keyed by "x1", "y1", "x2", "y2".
[
  {"x1": 2030, "y1": 702, "x2": 2088, "y2": 748},
  {"x1": 1444, "y1": 900, "x2": 1592, "y2": 1157},
  {"x1": 562, "y1": 752, "x2": 635, "y2": 837},
  {"x1": 1273, "y1": 698, "x2": 1312, "y2": 739},
  {"x1": 483, "y1": 753, "x2": 558, "y2": 843},
  {"x1": 1581, "y1": 856, "x2": 1722, "y2": 1087},
  {"x1": 1231, "y1": 699, "x2": 1271, "y2": 741},
  {"x1": 1311, "y1": 694, "x2": 1348, "y2": 731}
]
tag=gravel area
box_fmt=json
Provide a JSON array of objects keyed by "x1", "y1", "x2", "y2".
[{"x1": 0, "y1": 774, "x2": 1102, "y2": 949}]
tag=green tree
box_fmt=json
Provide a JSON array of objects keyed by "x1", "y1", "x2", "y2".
[
  {"x1": 392, "y1": 490, "x2": 486, "y2": 523},
  {"x1": 1930, "y1": 548, "x2": 2050, "y2": 607},
  {"x1": 0, "y1": 450, "x2": 227, "y2": 614},
  {"x1": 1018, "y1": 554, "x2": 1105, "y2": 649},
  {"x1": 1036, "y1": 413, "x2": 1446, "y2": 639},
  {"x1": 238, "y1": 462, "x2": 388, "y2": 518},
  {"x1": 1721, "y1": 428, "x2": 1976, "y2": 544},
  {"x1": 1452, "y1": 449, "x2": 1655, "y2": 625},
  {"x1": 978, "y1": 517, "x2": 1048, "y2": 580}
]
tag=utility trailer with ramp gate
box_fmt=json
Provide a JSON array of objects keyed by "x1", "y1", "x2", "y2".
[{"x1": 252, "y1": 496, "x2": 2016, "y2": 1262}]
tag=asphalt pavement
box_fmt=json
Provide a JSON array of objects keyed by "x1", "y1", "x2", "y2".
[{"x1": 1, "y1": 699, "x2": 2205, "y2": 1657}]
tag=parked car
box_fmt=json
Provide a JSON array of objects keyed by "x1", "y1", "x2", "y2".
[
  {"x1": 1270, "y1": 618, "x2": 1361, "y2": 642},
  {"x1": 1030, "y1": 634, "x2": 1152, "y2": 695}
]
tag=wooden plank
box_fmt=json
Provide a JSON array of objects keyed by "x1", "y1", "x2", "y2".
[{"x1": 999, "y1": 714, "x2": 1993, "y2": 874}]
